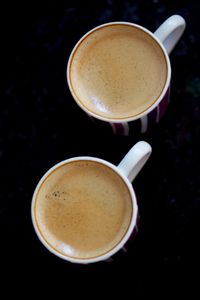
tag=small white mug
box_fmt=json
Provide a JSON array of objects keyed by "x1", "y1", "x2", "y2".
[{"x1": 31, "y1": 141, "x2": 152, "y2": 264}]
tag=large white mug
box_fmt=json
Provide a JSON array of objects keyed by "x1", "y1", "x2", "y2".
[
  {"x1": 67, "y1": 15, "x2": 186, "y2": 135},
  {"x1": 31, "y1": 141, "x2": 152, "y2": 264}
]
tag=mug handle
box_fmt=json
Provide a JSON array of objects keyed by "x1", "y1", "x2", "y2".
[
  {"x1": 118, "y1": 141, "x2": 152, "y2": 182},
  {"x1": 154, "y1": 15, "x2": 186, "y2": 55}
]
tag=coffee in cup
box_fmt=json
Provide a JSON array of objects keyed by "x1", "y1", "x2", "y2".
[
  {"x1": 68, "y1": 24, "x2": 167, "y2": 120},
  {"x1": 67, "y1": 16, "x2": 186, "y2": 135},
  {"x1": 34, "y1": 160, "x2": 133, "y2": 259},
  {"x1": 32, "y1": 142, "x2": 152, "y2": 263}
]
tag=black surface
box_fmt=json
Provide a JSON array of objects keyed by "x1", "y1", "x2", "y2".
[{"x1": 1, "y1": 0, "x2": 200, "y2": 296}]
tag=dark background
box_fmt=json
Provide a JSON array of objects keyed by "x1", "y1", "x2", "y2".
[{"x1": 1, "y1": 0, "x2": 200, "y2": 296}]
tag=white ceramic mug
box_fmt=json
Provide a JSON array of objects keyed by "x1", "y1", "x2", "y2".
[
  {"x1": 67, "y1": 15, "x2": 186, "y2": 135},
  {"x1": 31, "y1": 141, "x2": 152, "y2": 264}
]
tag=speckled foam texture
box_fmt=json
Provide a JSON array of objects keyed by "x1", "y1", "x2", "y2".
[
  {"x1": 70, "y1": 24, "x2": 167, "y2": 119},
  {"x1": 35, "y1": 160, "x2": 132, "y2": 259}
]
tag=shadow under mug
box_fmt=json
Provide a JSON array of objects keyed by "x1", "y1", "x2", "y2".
[
  {"x1": 67, "y1": 15, "x2": 186, "y2": 135},
  {"x1": 31, "y1": 141, "x2": 152, "y2": 264}
]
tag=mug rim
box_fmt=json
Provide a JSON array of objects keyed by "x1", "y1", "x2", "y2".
[
  {"x1": 67, "y1": 21, "x2": 171, "y2": 123},
  {"x1": 31, "y1": 156, "x2": 138, "y2": 264}
]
